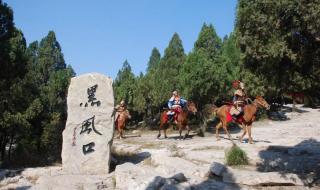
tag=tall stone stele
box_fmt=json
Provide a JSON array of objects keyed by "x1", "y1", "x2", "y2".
[{"x1": 62, "y1": 73, "x2": 114, "y2": 174}]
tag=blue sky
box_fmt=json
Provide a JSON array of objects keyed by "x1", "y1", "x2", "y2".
[{"x1": 6, "y1": 0, "x2": 237, "y2": 79}]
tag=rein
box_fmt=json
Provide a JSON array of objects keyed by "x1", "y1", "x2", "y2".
[{"x1": 252, "y1": 99, "x2": 259, "y2": 108}]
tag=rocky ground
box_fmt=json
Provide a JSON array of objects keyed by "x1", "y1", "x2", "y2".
[{"x1": 1, "y1": 105, "x2": 320, "y2": 190}]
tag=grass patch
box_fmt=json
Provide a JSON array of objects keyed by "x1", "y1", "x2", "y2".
[{"x1": 225, "y1": 145, "x2": 248, "y2": 166}]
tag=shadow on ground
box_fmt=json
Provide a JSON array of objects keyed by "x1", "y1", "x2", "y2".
[
  {"x1": 257, "y1": 138, "x2": 320, "y2": 187},
  {"x1": 145, "y1": 167, "x2": 243, "y2": 190},
  {"x1": 281, "y1": 105, "x2": 309, "y2": 113},
  {"x1": 110, "y1": 151, "x2": 151, "y2": 172},
  {"x1": 205, "y1": 119, "x2": 242, "y2": 134}
]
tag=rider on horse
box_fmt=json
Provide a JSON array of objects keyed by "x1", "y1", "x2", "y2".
[
  {"x1": 115, "y1": 100, "x2": 127, "y2": 122},
  {"x1": 167, "y1": 90, "x2": 187, "y2": 123},
  {"x1": 230, "y1": 81, "x2": 246, "y2": 121}
]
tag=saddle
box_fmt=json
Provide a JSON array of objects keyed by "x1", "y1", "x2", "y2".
[
  {"x1": 164, "y1": 107, "x2": 182, "y2": 123},
  {"x1": 227, "y1": 105, "x2": 244, "y2": 123}
]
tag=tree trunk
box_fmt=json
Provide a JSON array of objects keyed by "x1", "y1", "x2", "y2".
[
  {"x1": 292, "y1": 94, "x2": 297, "y2": 112},
  {"x1": 0, "y1": 134, "x2": 3, "y2": 161},
  {"x1": 0, "y1": 131, "x2": 8, "y2": 161},
  {"x1": 8, "y1": 132, "x2": 15, "y2": 162}
]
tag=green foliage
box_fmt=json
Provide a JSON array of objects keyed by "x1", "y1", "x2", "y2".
[
  {"x1": 225, "y1": 145, "x2": 248, "y2": 166},
  {"x1": 181, "y1": 28, "x2": 242, "y2": 105},
  {"x1": 194, "y1": 23, "x2": 222, "y2": 59},
  {"x1": 237, "y1": 0, "x2": 320, "y2": 99},
  {"x1": 147, "y1": 47, "x2": 161, "y2": 72},
  {"x1": 0, "y1": 0, "x2": 74, "y2": 166},
  {"x1": 114, "y1": 60, "x2": 136, "y2": 106},
  {"x1": 148, "y1": 33, "x2": 185, "y2": 107}
]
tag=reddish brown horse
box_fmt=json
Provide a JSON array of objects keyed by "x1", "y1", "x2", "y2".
[
  {"x1": 214, "y1": 96, "x2": 270, "y2": 144},
  {"x1": 115, "y1": 110, "x2": 131, "y2": 139},
  {"x1": 157, "y1": 101, "x2": 197, "y2": 139}
]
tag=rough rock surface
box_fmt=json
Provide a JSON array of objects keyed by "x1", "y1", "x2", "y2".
[
  {"x1": 34, "y1": 173, "x2": 114, "y2": 190},
  {"x1": 62, "y1": 73, "x2": 114, "y2": 175},
  {"x1": 223, "y1": 168, "x2": 304, "y2": 186},
  {"x1": 210, "y1": 162, "x2": 226, "y2": 176}
]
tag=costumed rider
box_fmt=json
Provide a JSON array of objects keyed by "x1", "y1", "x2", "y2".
[
  {"x1": 167, "y1": 90, "x2": 187, "y2": 123},
  {"x1": 114, "y1": 100, "x2": 127, "y2": 122},
  {"x1": 230, "y1": 81, "x2": 246, "y2": 120}
]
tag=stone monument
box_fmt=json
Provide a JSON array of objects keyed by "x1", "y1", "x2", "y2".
[{"x1": 62, "y1": 73, "x2": 114, "y2": 175}]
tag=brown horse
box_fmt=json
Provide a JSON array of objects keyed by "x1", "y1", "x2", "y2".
[
  {"x1": 214, "y1": 96, "x2": 270, "y2": 144},
  {"x1": 115, "y1": 110, "x2": 131, "y2": 139},
  {"x1": 157, "y1": 101, "x2": 197, "y2": 139}
]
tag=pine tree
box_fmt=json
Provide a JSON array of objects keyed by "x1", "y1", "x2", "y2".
[
  {"x1": 154, "y1": 33, "x2": 185, "y2": 105},
  {"x1": 147, "y1": 47, "x2": 161, "y2": 72},
  {"x1": 33, "y1": 31, "x2": 74, "y2": 162},
  {"x1": 194, "y1": 23, "x2": 222, "y2": 59},
  {"x1": 181, "y1": 24, "x2": 225, "y2": 106},
  {"x1": 114, "y1": 60, "x2": 136, "y2": 106},
  {"x1": 237, "y1": 0, "x2": 320, "y2": 103}
]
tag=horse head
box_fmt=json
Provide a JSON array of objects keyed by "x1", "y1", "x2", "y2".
[
  {"x1": 187, "y1": 101, "x2": 198, "y2": 115},
  {"x1": 254, "y1": 96, "x2": 270, "y2": 110}
]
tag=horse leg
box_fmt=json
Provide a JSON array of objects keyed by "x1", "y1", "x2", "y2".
[
  {"x1": 222, "y1": 121, "x2": 233, "y2": 142},
  {"x1": 157, "y1": 124, "x2": 162, "y2": 139},
  {"x1": 239, "y1": 124, "x2": 247, "y2": 143},
  {"x1": 164, "y1": 127, "x2": 168, "y2": 138},
  {"x1": 183, "y1": 125, "x2": 190, "y2": 140},
  {"x1": 120, "y1": 126, "x2": 124, "y2": 139},
  {"x1": 178, "y1": 124, "x2": 183, "y2": 140},
  {"x1": 247, "y1": 124, "x2": 253, "y2": 144},
  {"x1": 117, "y1": 125, "x2": 121, "y2": 139},
  {"x1": 216, "y1": 122, "x2": 222, "y2": 141}
]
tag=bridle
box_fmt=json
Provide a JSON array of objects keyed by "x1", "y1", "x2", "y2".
[{"x1": 253, "y1": 98, "x2": 269, "y2": 109}]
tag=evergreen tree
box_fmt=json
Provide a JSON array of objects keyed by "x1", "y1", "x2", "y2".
[
  {"x1": 153, "y1": 33, "x2": 185, "y2": 105},
  {"x1": 147, "y1": 47, "x2": 161, "y2": 72},
  {"x1": 0, "y1": 1, "x2": 32, "y2": 161},
  {"x1": 0, "y1": 2, "x2": 74, "y2": 165},
  {"x1": 114, "y1": 60, "x2": 136, "y2": 106},
  {"x1": 181, "y1": 24, "x2": 225, "y2": 106},
  {"x1": 237, "y1": 0, "x2": 320, "y2": 102},
  {"x1": 194, "y1": 23, "x2": 222, "y2": 59},
  {"x1": 27, "y1": 31, "x2": 74, "y2": 162}
]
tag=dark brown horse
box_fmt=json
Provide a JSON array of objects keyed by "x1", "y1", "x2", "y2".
[
  {"x1": 214, "y1": 96, "x2": 270, "y2": 144},
  {"x1": 157, "y1": 101, "x2": 197, "y2": 139},
  {"x1": 115, "y1": 110, "x2": 131, "y2": 139}
]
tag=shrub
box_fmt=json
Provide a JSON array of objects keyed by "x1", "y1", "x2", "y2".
[{"x1": 225, "y1": 145, "x2": 248, "y2": 166}]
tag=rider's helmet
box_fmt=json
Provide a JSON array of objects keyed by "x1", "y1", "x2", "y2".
[
  {"x1": 239, "y1": 82, "x2": 245, "y2": 90},
  {"x1": 172, "y1": 90, "x2": 178, "y2": 96},
  {"x1": 120, "y1": 100, "x2": 125, "y2": 106}
]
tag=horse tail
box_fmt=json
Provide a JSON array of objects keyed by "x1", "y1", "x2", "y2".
[
  {"x1": 151, "y1": 112, "x2": 161, "y2": 125},
  {"x1": 212, "y1": 104, "x2": 219, "y2": 117}
]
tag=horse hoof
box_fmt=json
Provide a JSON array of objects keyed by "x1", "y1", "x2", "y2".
[
  {"x1": 157, "y1": 134, "x2": 161, "y2": 139},
  {"x1": 164, "y1": 136, "x2": 168, "y2": 139}
]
